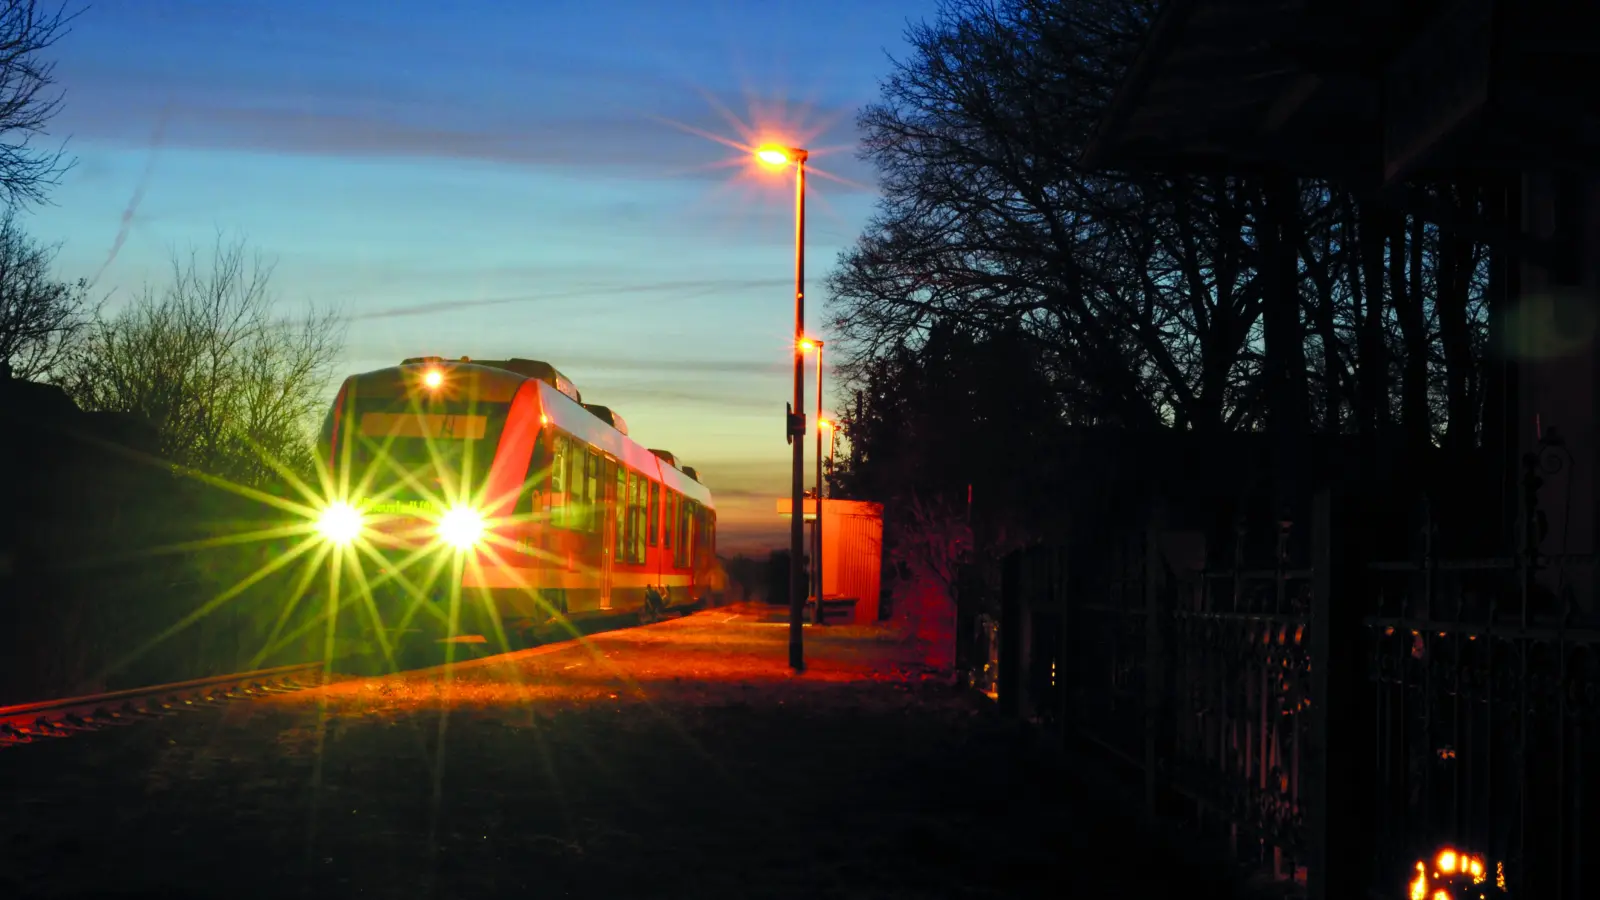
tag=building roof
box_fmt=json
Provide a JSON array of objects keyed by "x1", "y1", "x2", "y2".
[{"x1": 1081, "y1": 0, "x2": 1600, "y2": 185}]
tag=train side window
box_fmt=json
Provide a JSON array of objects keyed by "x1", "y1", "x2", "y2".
[
  {"x1": 647, "y1": 481, "x2": 660, "y2": 547},
  {"x1": 674, "y1": 499, "x2": 692, "y2": 568},
  {"x1": 612, "y1": 462, "x2": 626, "y2": 558},
  {"x1": 684, "y1": 502, "x2": 697, "y2": 564},
  {"x1": 663, "y1": 491, "x2": 675, "y2": 550},
  {"x1": 617, "y1": 470, "x2": 630, "y2": 560},
  {"x1": 629, "y1": 472, "x2": 646, "y2": 563},
  {"x1": 627, "y1": 472, "x2": 639, "y2": 563},
  {"x1": 550, "y1": 434, "x2": 568, "y2": 527},
  {"x1": 584, "y1": 449, "x2": 600, "y2": 532},
  {"x1": 523, "y1": 432, "x2": 549, "y2": 515}
]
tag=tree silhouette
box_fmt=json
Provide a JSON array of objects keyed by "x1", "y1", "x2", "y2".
[
  {"x1": 58, "y1": 234, "x2": 345, "y2": 488},
  {"x1": 0, "y1": 1, "x2": 77, "y2": 208},
  {"x1": 0, "y1": 205, "x2": 88, "y2": 378},
  {"x1": 827, "y1": 0, "x2": 1505, "y2": 564}
]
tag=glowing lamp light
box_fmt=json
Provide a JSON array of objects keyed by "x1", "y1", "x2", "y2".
[
  {"x1": 315, "y1": 501, "x2": 363, "y2": 544},
  {"x1": 1411, "y1": 848, "x2": 1503, "y2": 900},
  {"x1": 437, "y1": 506, "x2": 486, "y2": 550},
  {"x1": 819, "y1": 418, "x2": 834, "y2": 430},
  {"x1": 423, "y1": 369, "x2": 444, "y2": 389},
  {"x1": 798, "y1": 338, "x2": 816, "y2": 353},
  {"x1": 756, "y1": 146, "x2": 792, "y2": 167}
]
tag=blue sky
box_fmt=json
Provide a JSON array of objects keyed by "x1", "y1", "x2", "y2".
[{"x1": 24, "y1": 0, "x2": 939, "y2": 551}]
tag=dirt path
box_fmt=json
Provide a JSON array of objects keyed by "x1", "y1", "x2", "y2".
[{"x1": 1, "y1": 605, "x2": 1243, "y2": 899}]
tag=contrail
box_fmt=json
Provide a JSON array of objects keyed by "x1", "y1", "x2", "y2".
[
  {"x1": 350, "y1": 277, "x2": 792, "y2": 320},
  {"x1": 92, "y1": 104, "x2": 172, "y2": 288}
]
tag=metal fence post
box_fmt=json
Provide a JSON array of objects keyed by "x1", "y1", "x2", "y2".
[
  {"x1": 999, "y1": 550, "x2": 1024, "y2": 718},
  {"x1": 1054, "y1": 544, "x2": 1072, "y2": 744},
  {"x1": 1144, "y1": 507, "x2": 1166, "y2": 815},
  {"x1": 1306, "y1": 487, "x2": 1368, "y2": 900}
]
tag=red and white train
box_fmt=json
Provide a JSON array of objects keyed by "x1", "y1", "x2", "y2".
[{"x1": 314, "y1": 356, "x2": 718, "y2": 652}]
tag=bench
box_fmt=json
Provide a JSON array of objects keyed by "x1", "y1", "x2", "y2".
[{"x1": 806, "y1": 596, "x2": 859, "y2": 625}]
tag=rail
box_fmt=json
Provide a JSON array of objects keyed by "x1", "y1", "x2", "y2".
[{"x1": 0, "y1": 662, "x2": 331, "y2": 747}]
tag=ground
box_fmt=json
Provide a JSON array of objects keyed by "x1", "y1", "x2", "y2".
[{"x1": 0, "y1": 604, "x2": 1247, "y2": 899}]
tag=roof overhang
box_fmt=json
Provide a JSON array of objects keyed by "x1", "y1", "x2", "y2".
[{"x1": 1081, "y1": 0, "x2": 1600, "y2": 188}]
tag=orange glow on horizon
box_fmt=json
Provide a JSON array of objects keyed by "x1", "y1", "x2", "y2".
[{"x1": 422, "y1": 369, "x2": 444, "y2": 389}]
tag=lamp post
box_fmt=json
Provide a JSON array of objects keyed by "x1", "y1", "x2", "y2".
[
  {"x1": 801, "y1": 339, "x2": 825, "y2": 623},
  {"x1": 816, "y1": 414, "x2": 836, "y2": 625},
  {"x1": 825, "y1": 419, "x2": 838, "y2": 486},
  {"x1": 757, "y1": 143, "x2": 810, "y2": 672}
]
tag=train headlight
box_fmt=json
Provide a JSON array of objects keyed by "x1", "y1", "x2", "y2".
[
  {"x1": 437, "y1": 505, "x2": 486, "y2": 550},
  {"x1": 315, "y1": 501, "x2": 364, "y2": 544}
]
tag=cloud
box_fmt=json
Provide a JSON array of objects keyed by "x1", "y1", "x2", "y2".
[
  {"x1": 58, "y1": 65, "x2": 876, "y2": 191},
  {"x1": 562, "y1": 358, "x2": 790, "y2": 378},
  {"x1": 585, "y1": 384, "x2": 780, "y2": 413}
]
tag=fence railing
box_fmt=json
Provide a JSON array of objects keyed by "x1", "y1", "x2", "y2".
[{"x1": 995, "y1": 482, "x2": 1598, "y2": 900}]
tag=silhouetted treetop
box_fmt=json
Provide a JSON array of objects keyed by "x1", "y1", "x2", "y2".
[{"x1": 0, "y1": 1, "x2": 78, "y2": 208}]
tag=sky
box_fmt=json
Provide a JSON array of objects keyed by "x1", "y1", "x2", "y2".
[{"x1": 24, "y1": 0, "x2": 941, "y2": 553}]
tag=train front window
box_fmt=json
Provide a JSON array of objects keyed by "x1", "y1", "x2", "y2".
[{"x1": 340, "y1": 397, "x2": 509, "y2": 508}]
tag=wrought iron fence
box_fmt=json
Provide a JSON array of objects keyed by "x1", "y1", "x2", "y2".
[
  {"x1": 1362, "y1": 494, "x2": 1598, "y2": 900},
  {"x1": 1166, "y1": 516, "x2": 1313, "y2": 885},
  {"x1": 995, "y1": 469, "x2": 1599, "y2": 900}
]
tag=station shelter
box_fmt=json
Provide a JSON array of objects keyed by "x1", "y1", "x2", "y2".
[{"x1": 775, "y1": 498, "x2": 884, "y2": 625}]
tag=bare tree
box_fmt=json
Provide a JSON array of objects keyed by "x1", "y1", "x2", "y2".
[
  {"x1": 831, "y1": 0, "x2": 1496, "y2": 447},
  {"x1": 59, "y1": 235, "x2": 346, "y2": 487},
  {"x1": 0, "y1": 1, "x2": 77, "y2": 208},
  {"x1": 891, "y1": 493, "x2": 973, "y2": 601},
  {"x1": 826, "y1": 0, "x2": 1278, "y2": 432},
  {"x1": 0, "y1": 205, "x2": 87, "y2": 378}
]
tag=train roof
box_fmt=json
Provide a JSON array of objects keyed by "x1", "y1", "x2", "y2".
[
  {"x1": 401, "y1": 356, "x2": 582, "y2": 403},
  {"x1": 580, "y1": 403, "x2": 628, "y2": 436},
  {"x1": 339, "y1": 358, "x2": 715, "y2": 510},
  {"x1": 534, "y1": 380, "x2": 714, "y2": 510},
  {"x1": 344, "y1": 360, "x2": 529, "y2": 402}
]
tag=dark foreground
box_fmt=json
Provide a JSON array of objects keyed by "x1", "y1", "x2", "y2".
[{"x1": 1, "y1": 605, "x2": 1246, "y2": 899}]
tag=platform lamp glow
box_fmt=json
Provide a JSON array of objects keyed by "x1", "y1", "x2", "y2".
[
  {"x1": 757, "y1": 142, "x2": 810, "y2": 672},
  {"x1": 801, "y1": 338, "x2": 826, "y2": 625}
]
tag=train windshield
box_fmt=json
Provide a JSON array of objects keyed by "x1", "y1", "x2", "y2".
[{"x1": 334, "y1": 396, "x2": 510, "y2": 509}]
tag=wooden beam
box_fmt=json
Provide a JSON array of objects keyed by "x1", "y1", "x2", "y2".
[
  {"x1": 1380, "y1": 0, "x2": 1496, "y2": 187},
  {"x1": 1080, "y1": 0, "x2": 1203, "y2": 170}
]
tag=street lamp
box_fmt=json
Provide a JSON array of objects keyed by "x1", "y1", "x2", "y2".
[
  {"x1": 758, "y1": 142, "x2": 810, "y2": 672},
  {"x1": 819, "y1": 417, "x2": 838, "y2": 487},
  {"x1": 801, "y1": 338, "x2": 826, "y2": 625},
  {"x1": 816, "y1": 413, "x2": 837, "y2": 626}
]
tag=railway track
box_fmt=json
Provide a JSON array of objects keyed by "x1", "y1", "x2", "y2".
[{"x1": 0, "y1": 662, "x2": 333, "y2": 748}]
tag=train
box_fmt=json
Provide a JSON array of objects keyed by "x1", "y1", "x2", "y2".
[{"x1": 312, "y1": 355, "x2": 718, "y2": 655}]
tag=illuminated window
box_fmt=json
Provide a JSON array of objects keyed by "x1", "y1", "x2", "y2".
[
  {"x1": 629, "y1": 473, "x2": 647, "y2": 563},
  {"x1": 612, "y1": 464, "x2": 627, "y2": 559},
  {"x1": 664, "y1": 491, "x2": 675, "y2": 550},
  {"x1": 647, "y1": 481, "x2": 660, "y2": 546},
  {"x1": 583, "y1": 449, "x2": 599, "y2": 532},
  {"x1": 550, "y1": 435, "x2": 568, "y2": 527},
  {"x1": 523, "y1": 433, "x2": 549, "y2": 515},
  {"x1": 674, "y1": 499, "x2": 693, "y2": 568}
]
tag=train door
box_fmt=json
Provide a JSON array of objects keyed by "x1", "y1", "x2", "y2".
[{"x1": 599, "y1": 456, "x2": 617, "y2": 610}]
